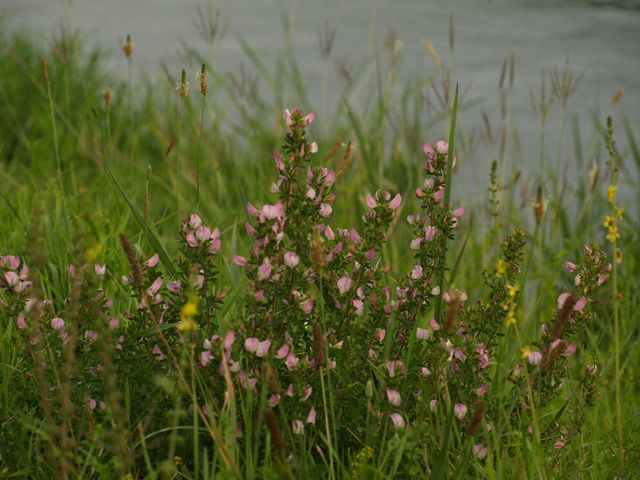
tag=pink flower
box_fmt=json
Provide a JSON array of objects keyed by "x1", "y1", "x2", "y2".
[
  {"x1": 283, "y1": 352, "x2": 298, "y2": 370},
  {"x1": 232, "y1": 255, "x2": 247, "y2": 266},
  {"x1": 292, "y1": 420, "x2": 304, "y2": 435},
  {"x1": 421, "y1": 367, "x2": 431, "y2": 378},
  {"x1": 303, "y1": 111, "x2": 316, "y2": 126},
  {"x1": 84, "y1": 330, "x2": 98, "y2": 341},
  {"x1": 16, "y1": 313, "x2": 27, "y2": 330},
  {"x1": 389, "y1": 413, "x2": 405, "y2": 429},
  {"x1": 476, "y1": 385, "x2": 488, "y2": 395},
  {"x1": 306, "y1": 406, "x2": 317, "y2": 424},
  {"x1": 564, "y1": 343, "x2": 577, "y2": 356},
  {"x1": 300, "y1": 298, "x2": 314, "y2": 314},
  {"x1": 388, "y1": 193, "x2": 402, "y2": 210},
  {"x1": 435, "y1": 140, "x2": 448, "y2": 154},
  {"x1": 349, "y1": 228, "x2": 363, "y2": 244},
  {"x1": 167, "y1": 280, "x2": 181, "y2": 293},
  {"x1": 246, "y1": 202, "x2": 258, "y2": 216},
  {"x1": 268, "y1": 394, "x2": 280, "y2": 407},
  {"x1": 306, "y1": 187, "x2": 316, "y2": 200},
  {"x1": 87, "y1": 398, "x2": 97, "y2": 410},
  {"x1": 352, "y1": 299, "x2": 364, "y2": 316},
  {"x1": 386, "y1": 389, "x2": 402, "y2": 407},
  {"x1": 365, "y1": 193, "x2": 377, "y2": 208},
  {"x1": 564, "y1": 261, "x2": 577, "y2": 272},
  {"x1": 573, "y1": 296, "x2": 587, "y2": 311},
  {"x1": 557, "y1": 292, "x2": 571, "y2": 309},
  {"x1": 275, "y1": 343, "x2": 289, "y2": 359},
  {"x1": 284, "y1": 109, "x2": 293, "y2": 127},
  {"x1": 196, "y1": 226, "x2": 212, "y2": 243},
  {"x1": 256, "y1": 340, "x2": 271, "y2": 357},
  {"x1": 410, "y1": 238, "x2": 422, "y2": 250},
  {"x1": 189, "y1": 214, "x2": 202, "y2": 229},
  {"x1": 598, "y1": 274, "x2": 608, "y2": 285},
  {"x1": 430, "y1": 399, "x2": 438, "y2": 412},
  {"x1": 209, "y1": 228, "x2": 221, "y2": 254},
  {"x1": 145, "y1": 254, "x2": 160, "y2": 268},
  {"x1": 148, "y1": 276, "x2": 163, "y2": 294},
  {"x1": 152, "y1": 344, "x2": 164, "y2": 361},
  {"x1": 416, "y1": 327, "x2": 430, "y2": 340},
  {"x1": 454, "y1": 403, "x2": 468, "y2": 419},
  {"x1": 429, "y1": 317, "x2": 441, "y2": 331},
  {"x1": 374, "y1": 328, "x2": 386, "y2": 342},
  {"x1": 284, "y1": 252, "x2": 300, "y2": 268},
  {"x1": 94, "y1": 264, "x2": 106, "y2": 275},
  {"x1": 433, "y1": 187, "x2": 445, "y2": 202},
  {"x1": 309, "y1": 142, "x2": 318, "y2": 153},
  {"x1": 528, "y1": 351, "x2": 542, "y2": 366},
  {"x1": 411, "y1": 265, "x2": 423, "y2": 280},
  {"x1": 337, "y1": 276, "x2": 352, "y2": 294},
  {"x1": 319, "y1": 203, "x2": 332, "y2": 218},
  {"x1": 473, "y1": 443, "x2": 488, "y2": 460},
  {"x1": 51, "y1": 317, "x2": 65, "y2": 331},
  {"x1": 425, "y1": 226, "x2": 437, "y2": 241},
  {"x1": 303, "y1": 384, "x2": 313, "y2": 401},
  {"x1": 257, "y1": 258, "x2": 272, "y2": 281}
]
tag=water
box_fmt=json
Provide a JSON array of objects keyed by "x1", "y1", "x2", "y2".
[{"x1": 3, "y1": 0, "x2": 640, "y2": 196}]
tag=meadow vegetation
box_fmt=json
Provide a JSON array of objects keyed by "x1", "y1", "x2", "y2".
[{"x1": 0, "y1": 12, "x2": 638, "y2": 479}]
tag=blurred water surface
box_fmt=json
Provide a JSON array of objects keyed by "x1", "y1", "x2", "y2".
[{"x1": 3, "y1": 0, "x2": 640, "y2": 190}]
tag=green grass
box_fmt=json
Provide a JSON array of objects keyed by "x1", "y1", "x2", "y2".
[{"x1": 0, "y1": 18, "x2": 638, "y2": 480}]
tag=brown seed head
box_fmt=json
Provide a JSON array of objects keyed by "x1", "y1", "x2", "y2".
[{"x1": 122, "y1": 34, "x2": 134, "y2": 58}]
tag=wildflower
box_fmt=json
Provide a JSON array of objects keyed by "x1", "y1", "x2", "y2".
[
  {"x1": 244, "y1": 338, "x2": 271, "y2": 357},
  {"x1": 386, "y1": 389, "x2": 402, "y2": 407},
  {"x1": 306, "y1": 406, "x2": 317, "y2": 424},
  {"x1": 283, "y1": 251, "x2": 300, "y2": 268},
  {"x1": 473, "y1": 443, "x2": 488, "y2": 460},
  {"x1": 51, "y1": 317, "x2": 65, "y2": 331},
  {"x1": 496, "y1": 258, "x2": 506, "y2": 275},
  {"x1": 337, "y1": 276, "x2": 352, "y2": 294},
  {"x1": 416, "y1": 327, "x2": 430, "y2": 340},
  {"x1": 454, "y1": 403, "x2": 468, "y2": 420},
  {"x1": 292, "y1": 420, "x2": 304, "y2": 435},
  {"x1": 257, "y1": 258, "x2": 272, "y2": 281},
  {"x1": 615, "y1": 247, "x2": 622, "y2": 264},
  {"x1": 607, "y1": 184, "x2": 617, "y2": 202},
  {"x1": 564, "y1": 261, "x2": 576, "y2": 272},
  {"x1": 388, "y1": 193, "x2": 402, "y2": 210},
  {"x1": 389, "y1": 412, "x2": 405, "y2": 429}
]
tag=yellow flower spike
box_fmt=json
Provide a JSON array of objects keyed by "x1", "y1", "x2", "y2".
[
  {"x1": 506, "y1": 284, "x2": 519, "y2": 298},
  {"x1": 496, "y1": 258, "x2": 506, "y2": 276},
  {"x1": 607, "y1": 184, "x2": 617, "y2": 202}
]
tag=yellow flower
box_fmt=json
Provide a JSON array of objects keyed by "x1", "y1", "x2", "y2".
[
  {"x1": 603, "y1": 215, "x2": 614, "y2": 229},
  {"x1": 85, "y1": 243, "x2": 102, "y2": 262},
  {"x1": 496, "y1": 258, "x2": 506, "y2": 276},
  {"x1": 607, "y1": 184, "x2": 617, "y2": 202},
  {"x1": 180, "y1": 293, "x2": 199, "y2": 319},
  {"x1": 174, "y1": 455, "x2": 183, "y2": 466},
  {"x1": 614, "y1": 205, "x2": 623, "y2": 219},
  {"x1": 520, "y1": 346, "x2": 531, "y2": 361},
  {"x1": 181, "y1": 301, "x2": 198, "y2": 319},
  {"x1": 606, "y1": 225, "x2": 620, "y2": 242},
  {"x1": 506, "y1": 284, "x2": 518, "y2": 298},
  {"x1": 177, "y1": 318, "x2": 197, "y2": 332}
]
